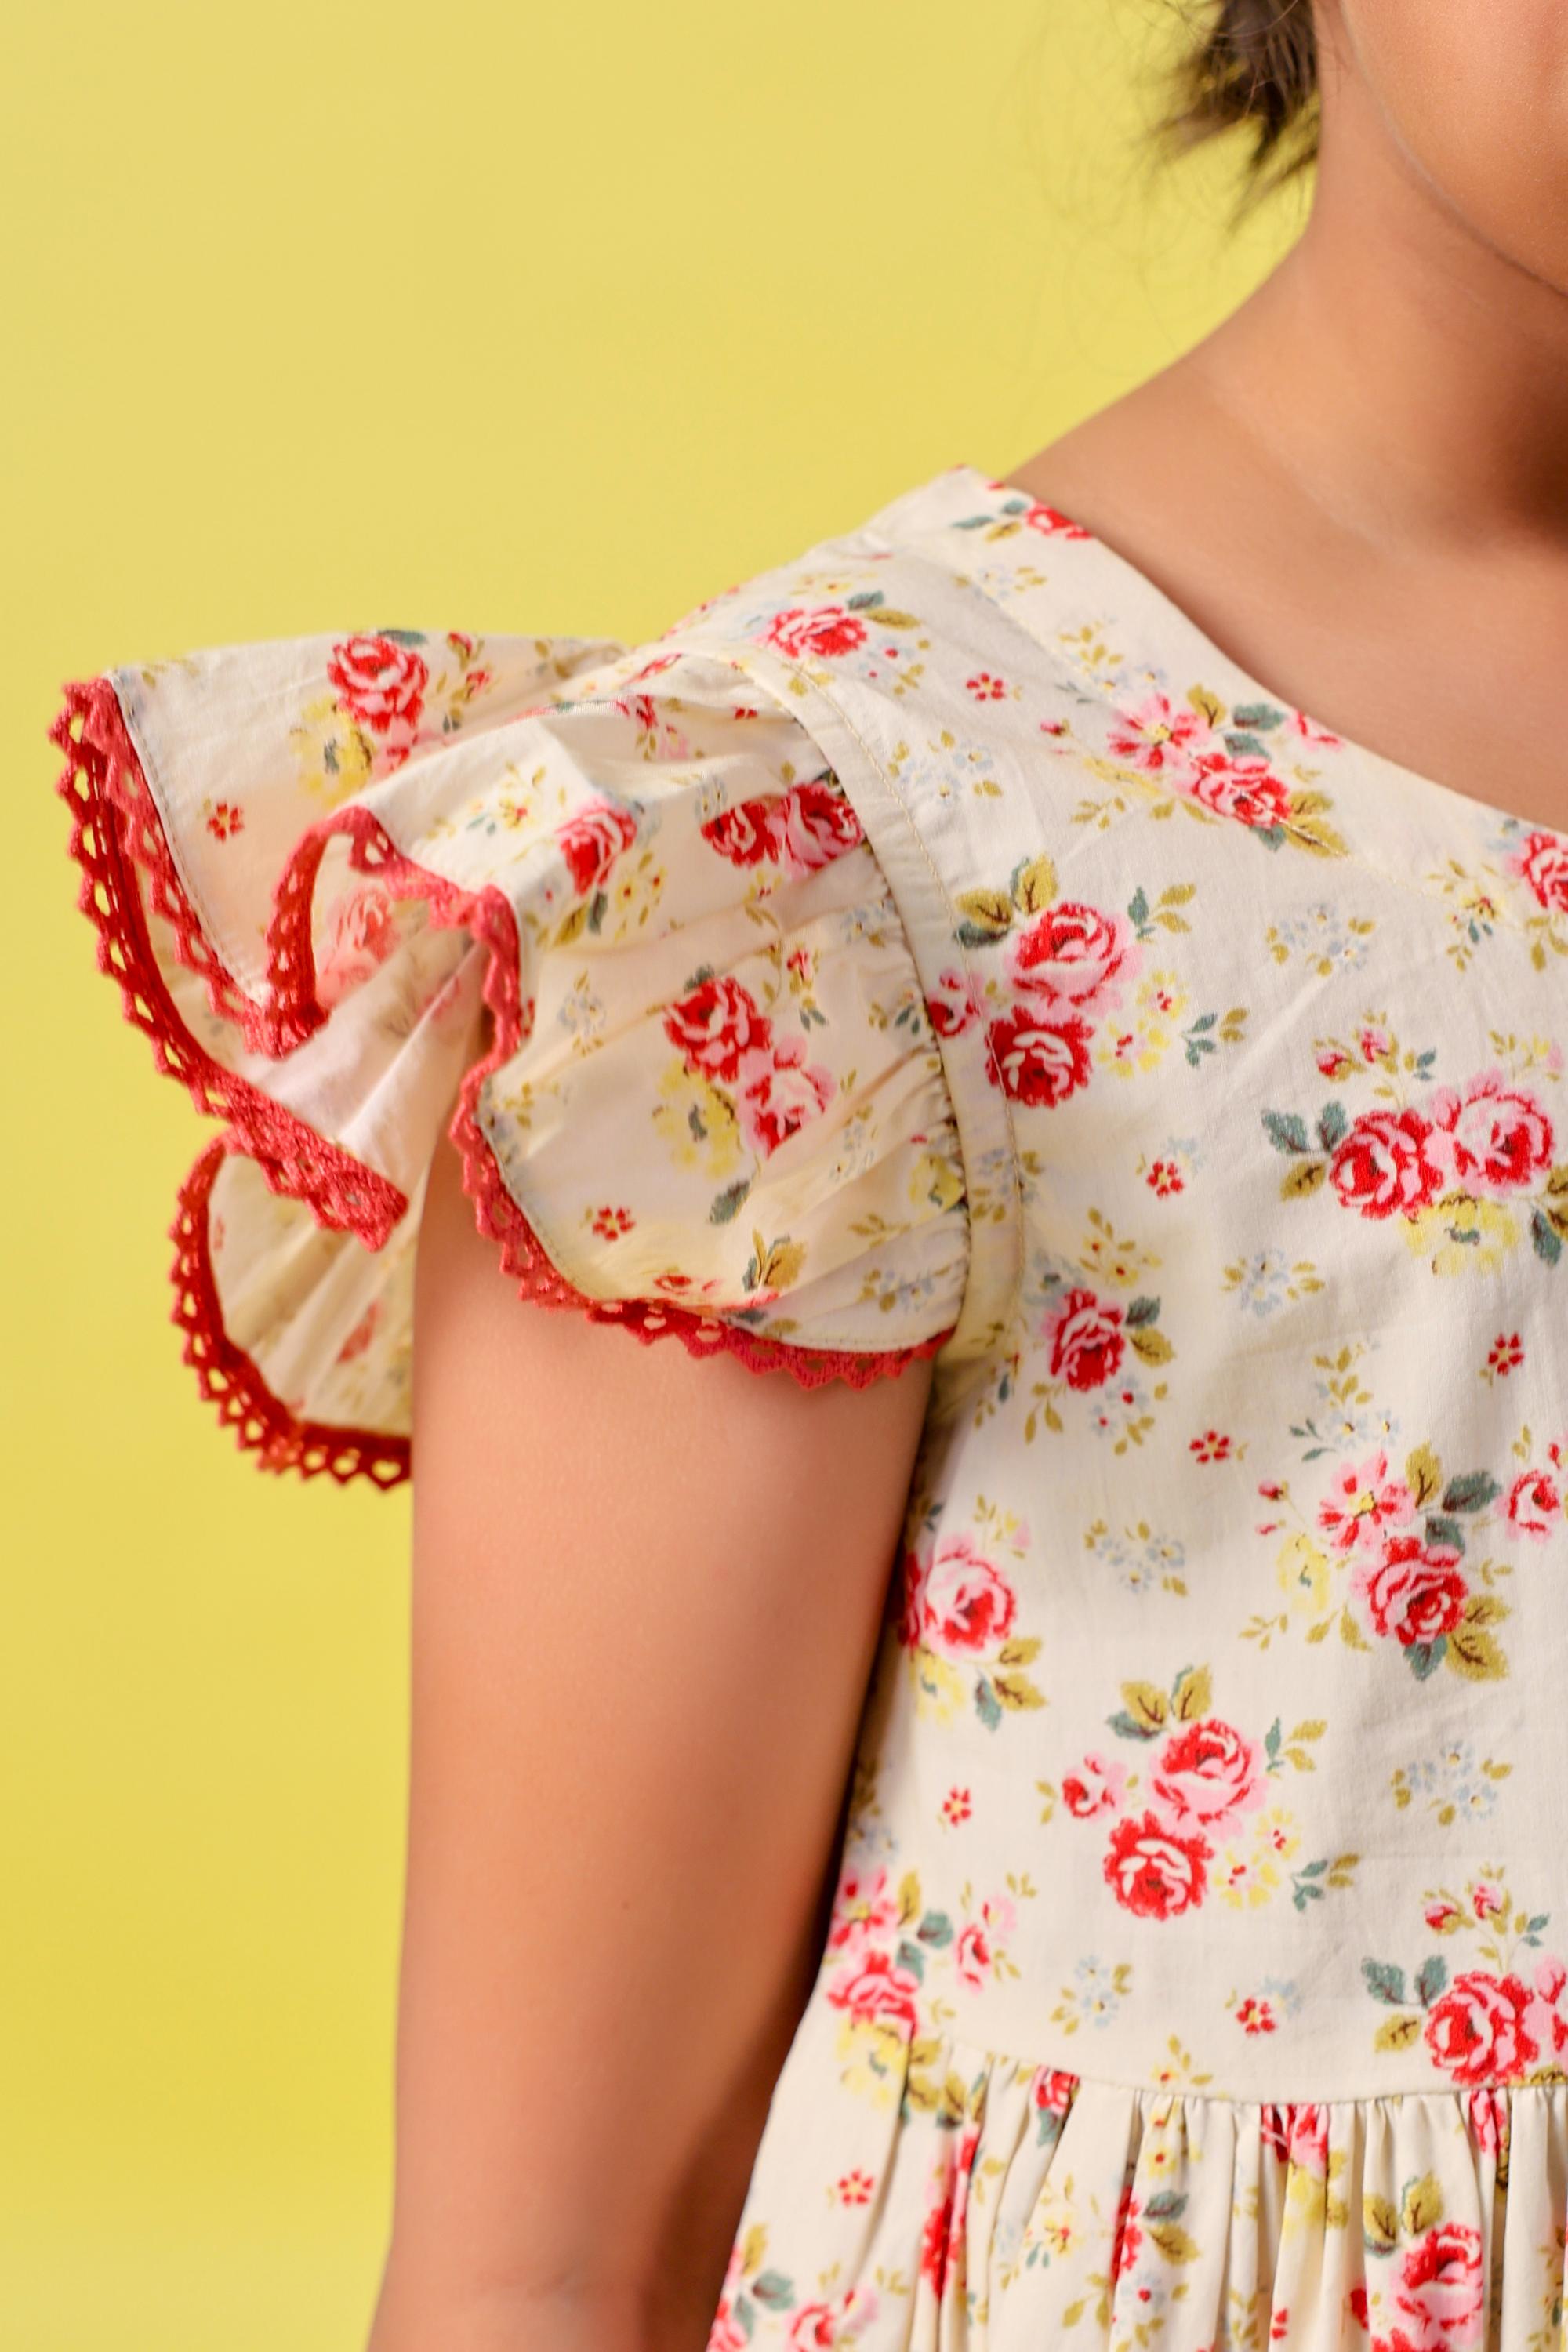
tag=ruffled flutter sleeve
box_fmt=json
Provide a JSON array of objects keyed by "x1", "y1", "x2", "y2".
[{"x1": 53, "y1": 625, "x2": 968, "y2": 1486}]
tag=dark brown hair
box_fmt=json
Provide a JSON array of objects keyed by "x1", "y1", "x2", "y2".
[{"x1": 1160, "y1": 0, "x2": 1320, "y2": 197}]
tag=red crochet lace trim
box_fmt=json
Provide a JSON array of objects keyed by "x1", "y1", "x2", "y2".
[
  {"x1": 53, "y1": 678, "x2": 408, "y2": 1246},
  {"x1": 172, "y1": 1138, "x2": 410, "y2": 1486},
  {"x1": 54, "y1": 674, "x2": 957, "y2": 1490}
]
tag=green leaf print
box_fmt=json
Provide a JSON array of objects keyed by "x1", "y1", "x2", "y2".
[
  {"x1": 1415, "y1": 1955, "x2": 1449, "y2": 2008},
  {"x1": 1363, "y1": 1958, "x2": 1409, "y2": 2006},
  {"x1": 1262, "y1": 1110, "x2": 1312, "y2": 1156},
  {"x1": 709, "y1": 1178, "x2": 753, "y2": 1225},
  {"x1": 1440, "y1": 1471, "x2": 1501, "y2": 1513}
]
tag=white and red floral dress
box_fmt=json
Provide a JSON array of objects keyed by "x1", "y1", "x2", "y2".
[{"x1": 55, "y1": 463, "x2": 1568, "y2": 2350}]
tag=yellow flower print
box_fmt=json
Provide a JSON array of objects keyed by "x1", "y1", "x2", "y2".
[
  {"x1": 1218, "y1": 1809, "x2": 1299, "y2": 1908},
  {"x1": 833, "y1": 2014, "x2": 907, "y2": 2109},
  {"x1": 911, "y1": 1147, "x2": 966, "y2": 1216},
  {"x1": 1276, "y1": 1530, "x2": 1330, "y2": 1617},
  {"x1": 1402, "y1": 1192, "x2": 1520, "y2": 1277},
  {"x1": 288, "y1": 694, "x2": 373, "y2": 807},
  {"x1": 1092, "y1": 969, "x2": 1188, "y2": 1077},
  {"x1": 652, "y1": 1059, "x2": 746, "y2": 1181}
]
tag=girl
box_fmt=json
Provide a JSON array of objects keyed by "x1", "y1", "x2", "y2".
[{"x1": 54, "y1": 4, "x2": 1568, "y2": 2346}]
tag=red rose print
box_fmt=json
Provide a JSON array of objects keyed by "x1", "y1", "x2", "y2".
[
  {"x1": 1515, "y1": 829, "x2": 1568, "y2": 914},
  {"x1": 700, "y1": 798, "x2": 782, "y2": 867},
  {"x1": 327, "y1": 633, "x2": 429, "y2": 735},
  {"x1": 663, "y1": 975, "x2": 774, "y2": 1083},
  {"x1": 760, "y1": 604, "x2": 869, "y2": 662},
  {"x1": 955, "y1": 1919, "x2": 993, "y2": 1988},
  {"x1": 316, "y1": 882, "x2": 400, "y2": 1009},
  {"x1": 920, "y1": 2121, "x2": 980, "y2": 2298},
  {"x1": 335, "y1": 1300, "x2": 380, "y2": 1364},
  {"x1": 1006, "y1": 899, "x2": 1140, "y2": 1014},
  {"x1": 1465, "y1": 2086, "x2": 1508, "y2": 2161},
  {"x1": 896, "y1": 1548, "x2": 927, "y2": 1650},
  {"x1": 1047, "y1": 1288, "x2": 1126, "y2": 1392},
  {"x1": 1187, "y1": 753, "x2": 1293, "y2": 829},
  {"x1": 1391, "y1": 2219, "x2": 1485, "y2": 2350},
  {"x1": 1149, "y1": 1716, "x2": 1268, "y2": 1835},
  {"x1": 737, "y1": 1035, "x2": 836, "y2": 1156},
  {"x1": 920, "y1": 1534, "x2": 1018, "y2": 1658},
  {"x1": 770, "y1": 776, "x2": 865, "y2": 871},
  {"x1": 1423, "y1": 1969, "x2": 1541, "y2": 2086},
  {"x1": 1103, "y1": 1809, "x2": 1210, "y2": 1918},
  {"x1": 926, "y1": 966, "x2": 987, "y2": 1038},
  {"x1": 1504, "y1": 1466, "x2": 1561, "y2": 1540},
  {"x1": 1352, "y1": 1534, "x2": 1468, "y2": 1647},
  {"x1": 1031, "y1": 2065, "x2": 1078, "y2": 2118},
  {"x1": 1329, "y1": 1108, "x2": 1446, "y2": 1219},
  {"x1": 556, "y1": 796, "x2": 640, "y2": 895},
  {"x1": 826, "y1": 1948, "x2": 921, "y2": 2034},
  {"x1": 702, "y1": 777, "x2": 863, "y2": 873},
  {"x1": 1022, "y1": 499, "x2": 1091, "y2": 540},
  {"x1": 986, "y1": 1004, "x2": 1094, "y2": 1106},
  {"x1": 1109, "y1": 2181, "x2": 1143, "y2": 2276},
  {"x1": 1431, "y1": 1070, "x2": 1554, "y2": 1193},
  {"x1": 1062, "y1": 1751, "x2": 1127, "y2": 1818}
]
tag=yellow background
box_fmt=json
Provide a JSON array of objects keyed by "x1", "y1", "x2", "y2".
[{"x1": 5, "y1": 5, "x2": 1301, "y2": 2343}]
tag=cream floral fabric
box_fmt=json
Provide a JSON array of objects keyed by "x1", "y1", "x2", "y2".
[{"x1": 56, "y1": 464, "x2": 1568, "y2": 2345}]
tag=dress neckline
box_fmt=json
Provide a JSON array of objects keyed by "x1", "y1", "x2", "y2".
[{"x1": 880, "y1": 460, "x2": 1566, "y2": 853}]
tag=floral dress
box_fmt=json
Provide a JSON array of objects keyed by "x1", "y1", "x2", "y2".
[{"x1": 53, "y1": 463, "x2": 1568, "y2": 2350}]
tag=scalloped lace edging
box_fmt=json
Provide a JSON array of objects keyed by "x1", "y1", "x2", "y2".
[{"x1": 53, "y1": 678, "x2": 953, "y2": 1490}]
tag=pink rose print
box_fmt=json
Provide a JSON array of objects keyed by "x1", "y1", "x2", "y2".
[
  {"x1": 1329, "y1": 1107, "x2": 1446, "y2": 1219},
  {"x1": 826, "y1": 1948, "x2": 921, "y2": 2034},
  {"x1": 1504, "y1": 1465, "x2": 1561, "y2": 1540},
  {"x1": 662, "y1": 975, "x2": 774, "y2": 1083},
  {"x1": 1352, "y1": 1534, "x2": 1468, "y2": 1648},
  {"x1": 1149, "y1": 1716, "x2": 1268, "y2": 1835},
  {"x1": 1103, "y1": 1809, "x2": 1210, "y2": 1919},
  {"x1": 1047, "y1": 1288, "x2": 1126, "y2": 1392},
  {"x1": 326, "y1": 633, "x2": 429, "y2": 755},
  {"x1": 1005, "y1": 898, "x2": 1140, "y2": 1014},
  {"x1": 557, "y1": 796, "x2": 639, "y2": 894},
  {"x1": 1389, "y1": 2220, "x2": 1485, "y2": 2350},
  {"x1": 316, "y1": 882, "x2": 399, "y2": 1009},
  {"x1": 925, "y1": 965, "x2": 987, "y2": 1038},
  {"x1": 1062, "y1": 1751, "x2": 1129, "y2": 1819},
  {"x1": 737, "y1": 1035, "x2": 836, "y2": 1156},
  {"x1": 1431, "y1": 1070, "x2": 1554, "y2": 1192},
  {"x1": 1318, "y1": 1451, "x2": 1417, "y2": 1556},
  {"x1": 985, "y1": 1003, "x2": 1094, "y2": 1107},
  {"x1": 919, "y1": 1534, "x2": 1019, "y2": 1659},
  {"x1": 1022, "y1": 498, "x2": 1091, "y2": 539},
  {"x1": 1188, "y1": 753, "x2": 1293, "y2": 829},
  {"x1": 1514, "y1": 829, "x2": 1568, "y2": 914},
  {"x1": 760, "y1": 604, "x2": 869, "y2": 662}
]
